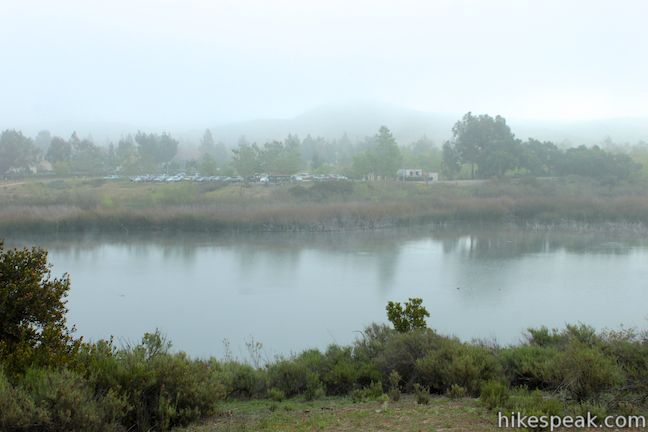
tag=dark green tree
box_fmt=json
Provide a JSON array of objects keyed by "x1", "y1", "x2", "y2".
[
  {"x1": 231, "y1": 142, "x2": 261, "y2": 177},
  {"x1": 46, "y1": 136, "x2": 72, "y2": 165},
  {"x1": 402, "y1": 135, "x2": 441, "y2": 172},
  {"x1": 0, "y1": 130, "x2": 39, "y2": 175},
  {"x1": 521, "y1": 138, "x2": 561, "y2": 176},
  {"x1": 199, "y1": 153, "x2": 218, "y2": 176},
  {"x1": 386, "y1": 298, "x2": 430, "y2": 333},
  {"x1": 135, "y1": 132, "x2": 178, "y2": 169},
  {"x1": 70, "y1": 137, "x2": 105, "y2": 174},
  {"x1": 451, "y1": 113, "x2": 519, "y2": 178},
  {"x1": 442, "y1": 141, "x2": 461, "y2": 179},
  {"x1": 0, "y1": 242, "x2": 81, "y2": 376},
  {"x1": 372, "y1": 126, "x2": 402, "y2": 178},
  {"x1": 260, "y1": 139, "x2": 301, "y2": 174},
  {"x1": 116, "y1": 136, "x2": 141, "y2": 174}
]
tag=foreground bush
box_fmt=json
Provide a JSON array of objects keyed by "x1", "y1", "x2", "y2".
[
  {"x1": 0, "y1": 242, "x2": 81, "y2": 377},
  {"x1": 77, "y1": 332, "x2": 225, "y2": 431},
  {"x1": 0, "y1": 367, "x2": 124, "y2": 432}
]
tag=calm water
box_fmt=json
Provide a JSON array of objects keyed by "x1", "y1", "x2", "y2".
[{"x1": 5, "y1": 226, "x2": 648, "y2": 359}]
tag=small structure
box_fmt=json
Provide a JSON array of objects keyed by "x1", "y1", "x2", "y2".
[
  {"x1": 397, "y1": 169, "x2": 439, "y2": 182},
  {"x1": 397, "y1": 168, "x2": 424, "y2": 179}
]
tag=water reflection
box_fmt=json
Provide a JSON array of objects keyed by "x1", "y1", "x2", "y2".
[{"x1": 3, "y1": 225, "x2": 647, "y2": 357}]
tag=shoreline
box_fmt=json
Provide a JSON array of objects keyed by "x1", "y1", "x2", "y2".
[{"x1": 3, "y1": 177, "x2": 648, "y2": 234}]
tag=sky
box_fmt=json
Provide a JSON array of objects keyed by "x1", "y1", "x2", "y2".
[{"x1": 1, "y1": 0, "x2": 647, "y2": 130}]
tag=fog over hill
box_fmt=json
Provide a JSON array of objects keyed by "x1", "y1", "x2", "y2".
[
  {"x1": 7, "y1": 103, "x2": 648, "y2": 148},
  {"x1": 210, "y1": 104, "x2": 648, "y2": 147}
]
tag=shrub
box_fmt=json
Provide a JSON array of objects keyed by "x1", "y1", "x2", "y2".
[
  {"x1": 506, "y1": 388, "x2": 563, "y2": 419},
  {"x1": 500, "y1": 345, "x2": 558, "y2": 389},
  {"x1": 350, "y1": 381, "x2": 383, "y2": 403},
  {"x1": 416, "y1": 340, "x2": 503, "y2": 395},
  {"x1": 386, "y1": 298, "x2": 430, "y2": 333},
  {"x1": 322, "y1": 360, "x2": 356, "y2": 395},
  {"x1": 15, "y1": 368, "x2": 124, "y2": 431},
  {"x1": 447, "y1": 384, "x2": 467, "y2": 399},
  {"x1": 0, "y1": 368, "x2": 47, "y2": 430},
  {"x1": 413, "y1": 383, "x2": 430, "y2": 405},
  {"x1": 303, "y1": 372, "x2": 325, "y2": 401},
  {"x1": 550, "y1": 341, "x2": 622, "y2": 401},
  {"x1": 267, "y1": 388, "x2": 285, "y2": 402},
  {"x1": 526, "y1": 326, "x2": 564, "y2": 348},
  {"x1": 388, "y1": 370, "x2": 401, "y2": 402},
  {"x1": 0, "y1": 242, "x2": 81, "y2": 376},
  {"x1": 80, "y1": 332, "x2": 226, "y2": 431},
  {"x1": 372, "y1": 328, "x2": 442, "y2": 387},
  {"x1": 266, "y1": 359, "x2": 309, "y2": 398},
  {"x1": 219, "y1": 362, "x2": 265, "y2": 400},
  {"x1": 480, "y1": 381, "x2": 509, "y2": 410}
]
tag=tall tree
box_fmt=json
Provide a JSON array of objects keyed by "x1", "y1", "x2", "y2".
[
  {"x1": 442, "y1": 141, "x2": 461, "y2": 179},
  {"x1": 0, "y1": 242, "x2": 81, "y2": 375},
  {"x1": 116, "y1": 136, "x2": 141, "y2": 174},
  {"x1": 34, "y1": 130, "x2": 52, "y2": 152},
  {"x1": 199, "y1": 129, "x2": 216, "y2": 155},
  {"x1": 372, "y1": 126, "x2": 402, "y2": 178},
  {"x1": 46, "y1": 137, "x2": 72, "y2": 165},
  {"x1": 0, "y1": 130, "x2": 38, "y2": 174},
  {"x1": 259, "y1": 138, "x2": 301, "y2": 174},
  {"x1": 135, "y1": 132, "x2": 178, "y2": 169},
  {"x1": 70, "y1": 137, "x2": 105, "y2": 174},
  {"x1": 451, "y1": 113, "x2": 518, "y2": 178},
  {"x1": 231, "y1": 142, "x2": 261, "y2": 177}
]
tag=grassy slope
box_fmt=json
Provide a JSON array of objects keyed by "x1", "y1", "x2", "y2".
[
  {"x1": 176, "y1": 396, "x2": 641, "y2": 432},
  {"x1": 3, "y1": 176, "x2": 648, "y2": 232},
  {"x1": 177, "y1": 396, "x2": 496, "y2": 432}
]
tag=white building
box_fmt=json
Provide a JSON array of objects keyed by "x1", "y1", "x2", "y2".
[{"x1": 397, "y1": 169, "x2": 439, "y2": 182}]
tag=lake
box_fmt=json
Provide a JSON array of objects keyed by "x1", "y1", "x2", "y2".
[{"x1": 5, "y1": 225, "x2": 648, "y2": 359}]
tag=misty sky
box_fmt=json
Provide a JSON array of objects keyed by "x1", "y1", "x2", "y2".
[{"x1": 1, "y1": 0, "x2": 647, "y2": 130}]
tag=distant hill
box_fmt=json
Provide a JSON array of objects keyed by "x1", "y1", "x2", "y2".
[
  {"x1": 210, "y1": 104, "x2": 648, "y2": 147},
  {"x1": 5, "y1": 103, "x2": 647, "y2": 147},
  {"x1": 211, "y1": 103, "x2": 457, "y2": 145}
]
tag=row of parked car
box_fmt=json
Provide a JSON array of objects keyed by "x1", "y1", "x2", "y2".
[{"x1": 122, "y1": 173, "x2": 350, "y2": 184}]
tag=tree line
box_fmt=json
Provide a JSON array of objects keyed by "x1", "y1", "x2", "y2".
[
  {"x1": 442, "y1": 113, "x2": 641, "y2": 181},
  {"x1": 0, "y1": 113, "x2": 643, "y2": 181}
]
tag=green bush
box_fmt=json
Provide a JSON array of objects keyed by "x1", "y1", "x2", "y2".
[
  {"x1": 267, "y1": 388, "x2": 285, "y2": 402},
  {"x1": 500, "y1": 345, "x2": 558, "y2": 389},
  {"x1": 79, "y1": 332, "x2": 225, "y2": 431},
  {"x1": 371, "y1": 328, "x2": 442, "y2": 387},
  {"x1": 506, "y1": 388, "x2": 564, "y2": 420},
  {"x1": 0, "y1": 367, "x2": 124, "y2": 432},
  {"x1": 447, "y1": 384, "x2": 467, "y2": 399},
  {"x1": 388, "y1": 370, "x2": 401, "y2": 402},
  {"x1": 479, "y1": 381, "x2": 509, "y2": 410},
  {"x1": 550, "y1": 341, "x2": 622, "y2": 401},
  {"x1": 350, "y1": 381, "x2": 383, "y2": 403},
  {"x1": 413, "y1": 383, "x2": 430, "y2": 405},
  {"x1": 0, "y1": 368, "x2": 47, "y2": 431},
  {"x1": 416, "y1": 340, "x2": 503, "y2": 395},
  {"x1": 0, "y1": 242, "x2": 81, "y2": 377},
  {"x1": 219, "y1": 362, "x2": 265, "y2": 399},
  {"x1": 386, "y1": 298, "x2": 430, "y2": 333},
  {"x1": 266, "y1": 359, "x2": 309, "y2": 398},
  {"x1": 320, "y1": 345, "x2": 359, "y2": 395},
  {"x1": 303, "y1": 372, "x2": 325, "y2": 401}
]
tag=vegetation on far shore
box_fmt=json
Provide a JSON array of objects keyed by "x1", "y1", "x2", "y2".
[
  {"x1": 4, "y1": 176, "x2": 648, "y2": 233},
  {"x1": 1, "y1": 243, "x2": 647, "y2": 431}
]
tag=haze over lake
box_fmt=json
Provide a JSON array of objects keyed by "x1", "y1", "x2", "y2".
[{"x1": 6, "y1": 226, "x2": 648, "y2": 359}]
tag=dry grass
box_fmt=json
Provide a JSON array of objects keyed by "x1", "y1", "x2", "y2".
[
  {"x1": 176, "y1": 396, "x2": 644, "y2": 432},
  {"x1": 2, "y1": 177, "x2": 648, "y2": 233},
  {"x1": 177, "y1": 396, "x2": 496, "y2": 432}
]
